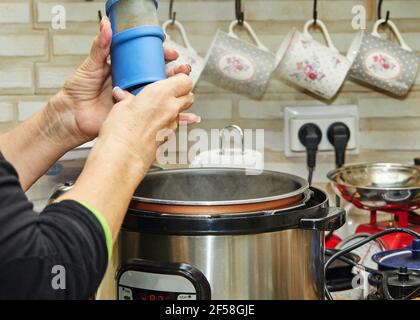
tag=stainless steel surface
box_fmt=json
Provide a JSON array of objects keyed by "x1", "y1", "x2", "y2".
[
  {"x1": 47, "y1": 164, "x2": 162, "y2": 204},
  {"x1": 47, "y1": 182, "x2": 74, "y2": 205},
  {"x1": 130, "y1": 189, "x2": 313, "y2": 217},
  {"x1": 132, "y1": 168, "x2": 309, "y2": 206},
  {"x1": 98, "y1": 229, "x2": 324, "y2": 300},
  {"x1": 328, "y1": 163, "x2": 420, "y2": 210},
  {"x1": 299, "y1": 207, "x2": 346, "y2": 231},
  {"x1": 96, "y1": 188, "x2": 341, "y2": 300},
  {"x1": 114, "y1": 0, "x2": 159, "y2": 33},
  {"x1": 220, "y1": 125, "x2": 245, "y2": 154}
]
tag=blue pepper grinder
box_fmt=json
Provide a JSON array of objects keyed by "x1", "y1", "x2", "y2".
[{"x1": 106, "y1": 0, "x2": 166, "y2": 94}]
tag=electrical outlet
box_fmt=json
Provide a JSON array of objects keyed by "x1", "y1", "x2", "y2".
[{"x1": 284, "y1": 105, "x2": 359, "y2": 157}]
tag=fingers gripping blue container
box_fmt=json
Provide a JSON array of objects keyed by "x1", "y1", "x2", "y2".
[{"x1": 106, "y1": 0, "x2": 166, "y2": 94}]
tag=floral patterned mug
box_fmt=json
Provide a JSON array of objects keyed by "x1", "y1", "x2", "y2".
[
  {"x1": 202, "y1": 20, "x2": 276, "y2": 99},
  {"x1": 347, "y1": 19, "x2": 420, "y2": 97},
  {"x1": 162, "y1": 20, "x2": 205, "y2": 88},
  {"x1": 274, "y1": 19, "x2": 351, "y2": 100}
]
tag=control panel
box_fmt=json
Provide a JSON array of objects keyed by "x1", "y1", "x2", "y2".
[
  {"x1": 116, "y1": 259, "x2": 211, "y2": 300},
  {"x1": 118, "y1": 270, "x2": 198, "y2": 300}
]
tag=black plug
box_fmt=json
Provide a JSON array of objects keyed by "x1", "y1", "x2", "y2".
[
  {"x1": 327, "y1": 122, "x2": 351, "y2": 168},
  {"x1": 299, "y1": 123, "x2": 322, "y2": 185}
]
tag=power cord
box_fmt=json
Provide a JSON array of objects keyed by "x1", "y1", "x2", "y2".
[
  {"x1": 324, "y1": 228, "x2": 420, "y2": 300},
  {"x1": 298, "y1": 123, "x2": 322, "y2": 186},
  {"x1": 325, "y1": 248, "x2": 381, "y2": 276},
  {"x1": 327, "y1": 122, "x2": 351, "y2": 207},
  {"x1": 327, "y1": 122, "x2": 351, "y2": 169}
]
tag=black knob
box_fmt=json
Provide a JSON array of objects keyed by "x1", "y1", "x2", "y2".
[{"x1": 398, "y1": 267, "x2": 410, "y2": 282}]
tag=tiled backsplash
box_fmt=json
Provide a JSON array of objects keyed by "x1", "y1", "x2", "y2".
[{"x1": 1, "y1": 0, "x2": 420, "y2": 201}]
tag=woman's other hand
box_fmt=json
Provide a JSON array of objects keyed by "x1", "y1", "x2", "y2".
[
  {"x1": 100, "y1": 74, "x2": 195, "y2": 170},
  {"x1": 49, "y1": 16, "x2": 196, "y2": 148}
]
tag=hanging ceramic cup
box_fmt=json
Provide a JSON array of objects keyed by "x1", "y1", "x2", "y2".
[
  {"x1": 162, "y1": 20, "x2": 205, "y2": 88},
  {"x1": 202, "y1": 20, "x2": 276, "y2": 100},
  {"x1": 274, "y1": 19, "x2": 351, "y2": 100},
  {"x1": 347, "y1": 19, "x2": 420, "y2": 97}
]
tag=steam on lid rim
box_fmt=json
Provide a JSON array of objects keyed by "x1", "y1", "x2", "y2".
[{"x1": 106, "y1": 0, "x2": 159, "y2": 16}]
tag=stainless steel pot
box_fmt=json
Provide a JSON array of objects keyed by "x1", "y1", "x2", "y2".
[
  {"x1": 95, "y1": 168, "x2": 345, "y2": 300},
  {"x1": 328, "y1": 163, "x2": 420, "y2": 211}
]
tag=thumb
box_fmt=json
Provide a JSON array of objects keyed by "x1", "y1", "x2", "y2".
[
  {"x1": 85, "y1": 16, "x2": 112, "y2": 70},
  {"x1": 112, "y1": 87, "x2": 134, "y2": 102}
]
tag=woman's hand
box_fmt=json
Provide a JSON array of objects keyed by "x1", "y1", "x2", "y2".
[
  {"x1": 50, "y1": 16, "x2": 198, "y2": 148},
  {"x1": 101, "y1": 74, "x2": 195, "y2": 168},
  {"x1": 59, "y1": 74, "x2": 194, "y2": 241}
]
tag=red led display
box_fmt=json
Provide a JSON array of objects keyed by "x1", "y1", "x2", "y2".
[{"x1": 140, "y1": 293, "x2": 174, "y2": 300}]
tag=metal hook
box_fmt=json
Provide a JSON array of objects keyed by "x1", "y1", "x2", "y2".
[
  {"x1": 235, "y1": 0, "x2": 244, "y2": 26},
  {"x1": 378, "y1": 0, "x2": 390, "y2": 25},
  {"x1": 98, "y1": 10, "x2": 103, "y2": 23},
  {"x1": 169, "y1": 0, "x2": 177, "y2": 24},
  {"x1": 313, "y1": 0, "x2": 318, "y2": 25}
]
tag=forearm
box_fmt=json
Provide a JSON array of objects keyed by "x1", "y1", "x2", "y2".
[
  {"x1": 57, "y1": 135, "x2": 155, "y2": 241},
  {"x1": 0, "y1": 155, "x2": 108, "y2": 299},
  {"x1": 0, "y1": 93, "x2": 84, "y2": 191}
]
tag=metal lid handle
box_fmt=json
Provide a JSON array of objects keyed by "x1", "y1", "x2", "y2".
[{"x1": 219, "y1": 125, "x2": 245, "y2": 155}]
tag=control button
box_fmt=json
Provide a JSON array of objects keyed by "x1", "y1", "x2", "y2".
[
  {"x1": 119, "y1": 287, "x2": 133, "y2": 300},
  {"x1": 177, "y1": 294, "x2": 197, "y2": 300}
]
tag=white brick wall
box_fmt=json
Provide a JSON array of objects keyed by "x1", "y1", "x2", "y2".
[
  {"x1": 239, "y1": 100, "x2": 283, "y2": 119},
  {"x1": 53, "y1": 34, "x2": 93, "y2": 56},
  {"x1": 0, "y1": 3, "x2": 31, "y2": 24},
  {"x1": 401, "y1": 33, "x2": 420, "y2": 52},
  {"x1": 265, "y1": 131, "x2": 283, "y2": 152},
  {"x1": 0, "y1": 102, "x2": 15, "y2": 122},
  {"x1": 245, "y1": 1, "x2": 368, "y2": 21},
  {"x1": 17, "y1": 101, "x2": 47, "y2": 122},
  {"x1": 0, "y1": 65, "x2": 33, "y2": 92},
  {"x1": 0, "y1": 32, "x2": 47, "y2": 57},
  {"x1": 157, "y1": 1, "x2": 235, "y2": 21},
  {"x1": 358, "y1": 97, "x2": 420, "y2": 117},
  {"x1": 36, "y1": 65, "x2": 73, "y2": 89},
  {"x1": 382, "y1": 1, "x2": 420, "y2": 19},
  {"x1": 361, "y1": 131, "x2": 420, "y2": 150},
  {"x1": 190, "y1": 98, "x2": 233, "y2": 119},
  {"x1": 37, "y1": 2, "x2": 104, "y2": 23}
]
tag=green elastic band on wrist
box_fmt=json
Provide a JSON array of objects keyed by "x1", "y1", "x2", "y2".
[{"x1": 76, "y1": 201, "x2": 113, "y2": 261}]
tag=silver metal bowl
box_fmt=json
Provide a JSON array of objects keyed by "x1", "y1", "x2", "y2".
[{"x1": 327, "y1": 163, "x2": 420, "y2": 211}]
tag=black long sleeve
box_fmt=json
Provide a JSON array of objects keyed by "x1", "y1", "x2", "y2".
[{"x1": 0, "y1": 154, "x2": 109, "y2": 300}]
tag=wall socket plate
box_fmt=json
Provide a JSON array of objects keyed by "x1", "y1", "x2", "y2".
[{"x1": 284, "y1": 105, "x2": 359, "y2": 157}]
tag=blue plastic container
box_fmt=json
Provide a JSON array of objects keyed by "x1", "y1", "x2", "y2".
[{"x1": 106, "y1": 0, "x2": 166, "y2": 94}]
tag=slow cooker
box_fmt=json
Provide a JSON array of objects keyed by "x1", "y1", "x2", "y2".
[{"x1": 93, "y1": 168, "x2": 345, "y2": 300}]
